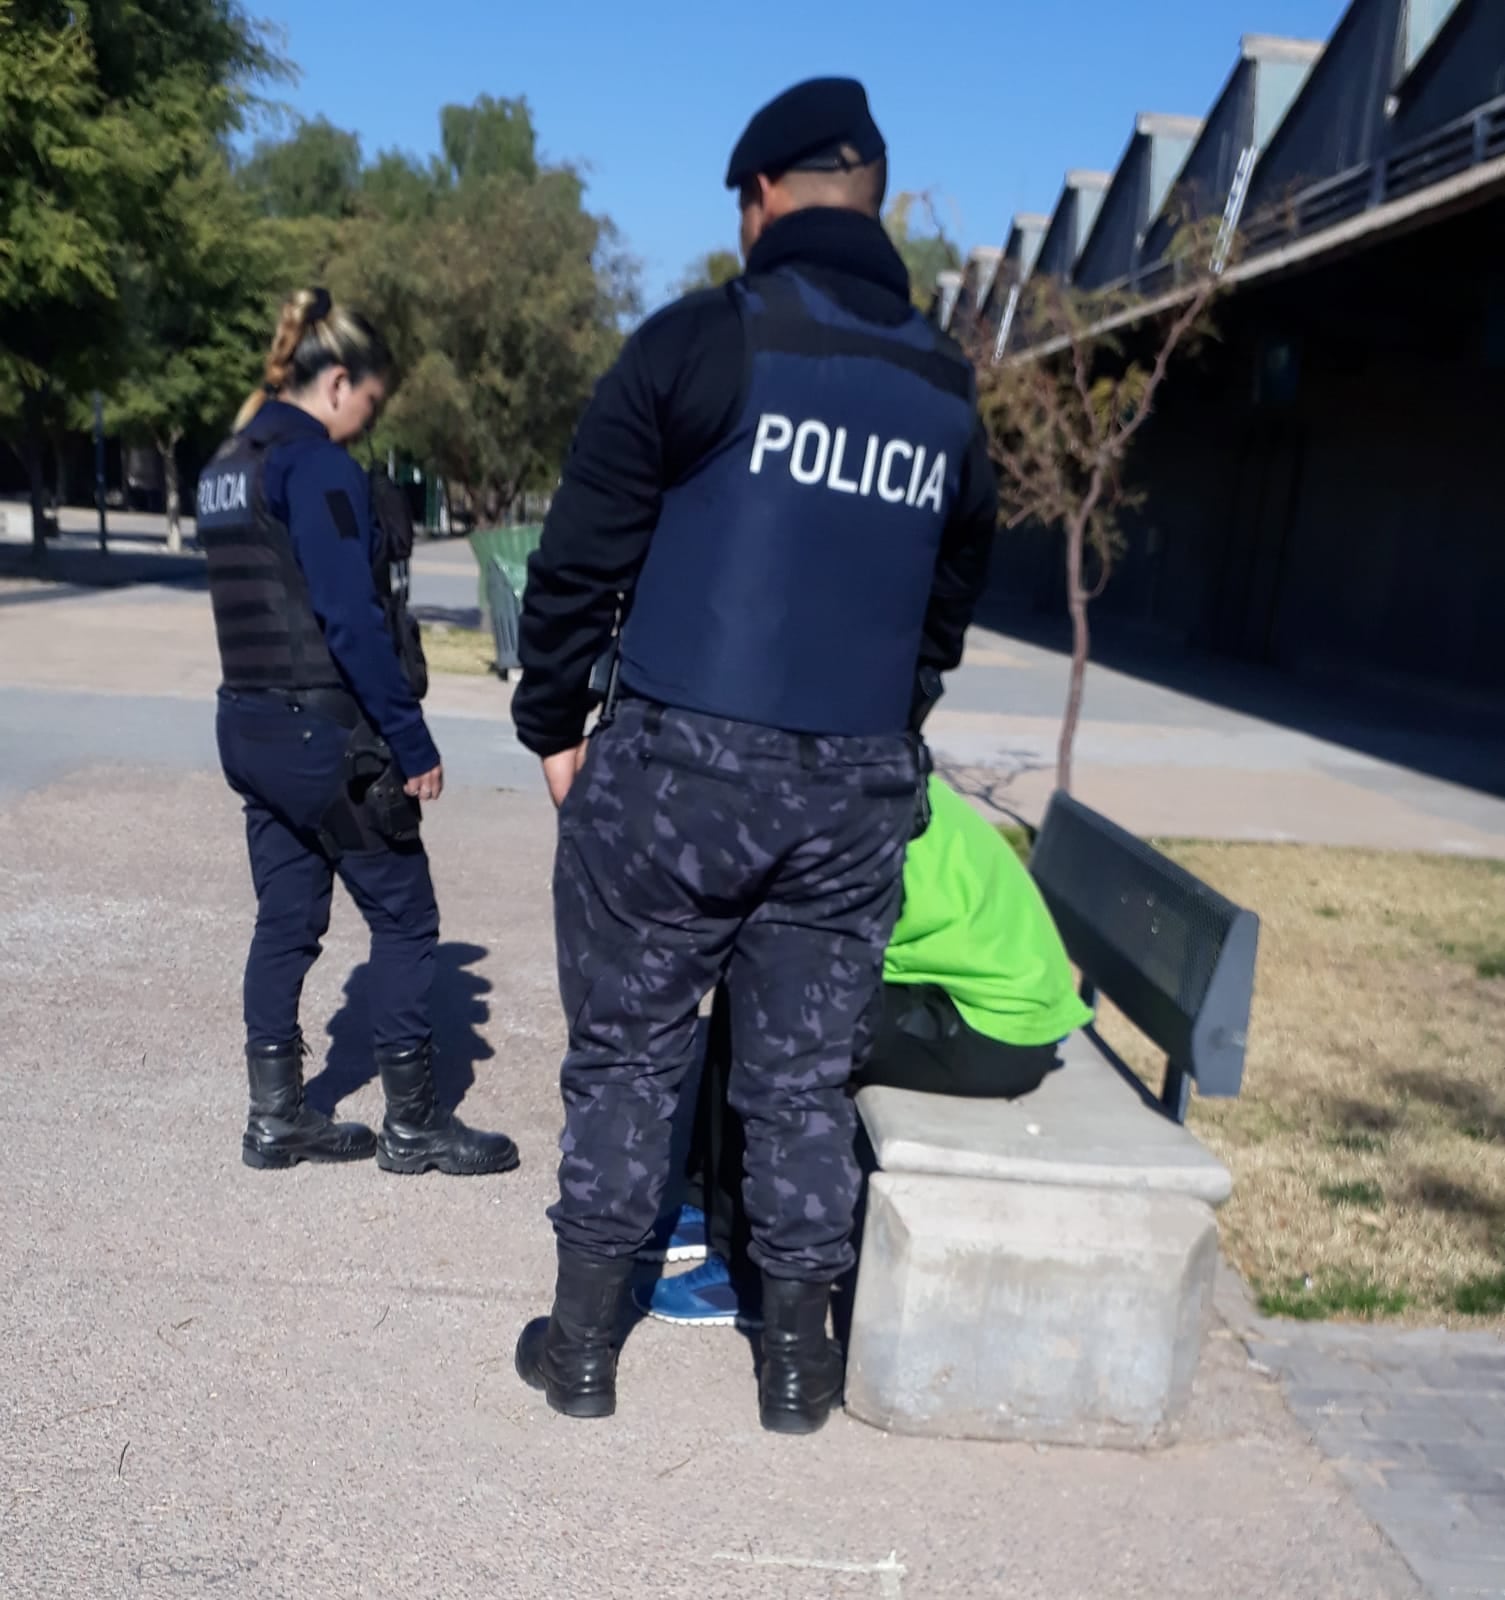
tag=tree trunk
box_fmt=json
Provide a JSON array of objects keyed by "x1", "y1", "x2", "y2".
[
  {"x1": 482, "y1": 481, "x2": 510, "y2": 528},
  {"x1": 1056, "y1": 513, "x2": 1091, "y2": 795},
  {"x1": 20, "y1": 389, "x2": 50, "y2": 562},
  {"x1": 160, "y1": 431, "x2": 183, "y2": 554},
  {"x1": 51, "y1": 425, "x2": 70, "y2": 509}
]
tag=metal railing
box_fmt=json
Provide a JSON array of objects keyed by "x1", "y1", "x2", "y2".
[
  {"x1": 1236, "y1": 93, "x2": 1505, "y2": 260},
  {"x1": 978, "y1": 94, "x2": 1505, "y2": 360},
  {"x1": 1084, "y1": 95, "x2": 1505, "y2": 302}
]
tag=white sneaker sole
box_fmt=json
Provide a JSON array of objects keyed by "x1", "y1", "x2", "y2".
[
  {"x1": 637, "y1": 1243, "x2": 710, "y2": 1265},
  {"x1": 640, "y1": 1306, "x2": 763, "y2": 1330}
]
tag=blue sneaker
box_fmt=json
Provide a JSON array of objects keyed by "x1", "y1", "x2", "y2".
[
  {"x1": 638, "y1": 1202, "x2": 708, "y2": 1264},
  {"x1": 634, "y1": 1254, "x2": 763, "y2": 1328}
]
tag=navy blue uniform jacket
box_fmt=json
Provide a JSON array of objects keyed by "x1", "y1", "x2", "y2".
[{"x1": 247, "y1": 401, "x2": 439, "y2": 780}]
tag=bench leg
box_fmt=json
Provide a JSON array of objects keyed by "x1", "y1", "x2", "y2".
[
  {"x1": 845, "y1": 1172, "x2": 1218, "y2": 1448},
  {"x1": 1162, "y1": 1061, "x2": 1192, "y2": 1124}
]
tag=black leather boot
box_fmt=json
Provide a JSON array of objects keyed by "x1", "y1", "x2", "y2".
[
  {"x1": 242, "y1": 1039, "x2": 377, "y2": 1169},
  {"x1": 515, "y1": 1250, "x2": 633, "y2": 1419},
  {"x1": 759, "y1": 1274, "x2": 845, "y2": 1435},
  {"x1": 374, "y1": 1042, "x2": 519, "y2": 1176}
]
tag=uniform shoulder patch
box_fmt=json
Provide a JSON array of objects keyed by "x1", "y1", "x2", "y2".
[{"x1": 324, "y1": 488, "x2": 360, "y2": 541}]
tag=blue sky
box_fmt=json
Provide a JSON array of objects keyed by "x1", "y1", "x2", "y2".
[{"x1": 247, "y1": 0, "x2": 1350, "y2": 309}]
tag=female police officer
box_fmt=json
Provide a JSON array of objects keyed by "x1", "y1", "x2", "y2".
[{"x1": 199, "y1": 288, "x2": 517, "y2": 1178}]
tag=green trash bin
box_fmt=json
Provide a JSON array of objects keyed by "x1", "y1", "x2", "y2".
[
  {"x1": 469, "y1": 525, "x2": 542, "y2": 677},
  {"x1": 469, "y1": 525, "x2": 542, "y2": 609}
]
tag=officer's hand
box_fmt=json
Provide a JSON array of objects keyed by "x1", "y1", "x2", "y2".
[
  {"x1": 542, "y1": 743, "x2": 588, "y2": 809},
  {"x1": 404, "y1": 763, "x2": 444, "y2": 803}
]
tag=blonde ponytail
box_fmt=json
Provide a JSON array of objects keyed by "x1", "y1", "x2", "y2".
[{"x1": 234, "y1": 288, "x2": 391, "y2": 432}]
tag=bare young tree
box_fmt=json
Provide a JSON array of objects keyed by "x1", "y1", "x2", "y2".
[{"x1": 971, "y1": 231, "x2": 1227, "y2": 793}]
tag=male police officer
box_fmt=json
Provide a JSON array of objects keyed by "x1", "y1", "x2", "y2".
[{"x1": 512, "y1": 79, "x2": 997, "y2": 1433}]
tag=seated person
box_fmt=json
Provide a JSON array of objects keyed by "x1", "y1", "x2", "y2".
[{"x1": 636, "y1": 776, "x2": 1093, "y2": 1326}]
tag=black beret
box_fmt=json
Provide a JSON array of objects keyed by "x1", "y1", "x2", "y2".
[{"x1": 725, "y1": 78, "x2": 886, "y2": 190}]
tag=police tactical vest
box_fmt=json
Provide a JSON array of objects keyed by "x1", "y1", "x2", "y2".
[
  {"x1": 196, "y1": 429, "x2": 344, "y2": 691},
  {"x1": 197, "y1": 429, "x2": 425, "y2": 698},
  {"x1": 618, "y1": 271, "x2": 979, "y2": 737}
]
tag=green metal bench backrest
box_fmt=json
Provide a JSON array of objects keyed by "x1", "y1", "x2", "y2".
[{"x1": 1029, "y1": 790, "x2": 1259, "y2": 1120}]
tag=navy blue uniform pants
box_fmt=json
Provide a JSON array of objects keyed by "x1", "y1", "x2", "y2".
[
  {"x1": 216, "y1": 690, "x2": 439, "y2": 1052},
  {"x1": 549, "y1": 698, "x2": 917, "y2": 1283}
]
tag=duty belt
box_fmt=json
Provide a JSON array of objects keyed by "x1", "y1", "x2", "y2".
[{"x1": 249, "y1": 685, "x2": 363, "y2": 730}]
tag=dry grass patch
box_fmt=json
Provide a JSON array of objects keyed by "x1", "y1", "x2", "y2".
[
  {"x1": 1089, "y1": 843, "x2": 1505, "y2": 1325},
  {"x1": 420, "y1": 623, "x2": 497, "y2": 677}
]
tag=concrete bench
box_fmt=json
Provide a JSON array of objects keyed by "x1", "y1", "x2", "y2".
[{"x1": 846, "y1": 792, "x2": 1259, "y2": 1449}]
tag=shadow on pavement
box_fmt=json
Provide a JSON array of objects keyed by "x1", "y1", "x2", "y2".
[
  {"x1": 305, "y1": 940, "x2": 493, "y2": 1113},
  {"x1": 973, "y1": 592, "x2": 1505, "y2": 799},
  {"x1": 412, "y1": 602, "x2": 484, "y2": 630},
  {"x1": 0, "y1": 541, "x2": 208, "y2": 598},
  {"x1": 619, "y1": 1261, "x2": 763, "y2": 1384}
]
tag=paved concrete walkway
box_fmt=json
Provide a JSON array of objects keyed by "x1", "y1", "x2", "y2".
[
  {"x1": 2, "y1": 543, "x2": 1501, "y2": 1598},
  {"x1": 1217, "y1": 1277, "x2": 1505, "y2": 1599},
  {"x1": 0, "y1": 770, "x2": 1426, "y2": 1600}
]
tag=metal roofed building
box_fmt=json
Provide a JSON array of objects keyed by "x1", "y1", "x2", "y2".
[
  {"x1": 1033, "y1": 170, "x2": 1112, "y2": 283},
  {"x1": 1073, "y1": 113, "x2": 1205, "y2": 291},
  {"x1": 1135, "y1": 35, "x2": 1324, "y2": 280},
  {"x1": 967, "y1": 0, "x2": 1505, "y2": 706}
]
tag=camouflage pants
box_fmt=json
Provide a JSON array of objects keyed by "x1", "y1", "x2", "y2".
[{"x1": 549, "y1": 697, "x2": 918, "y2": 1282}]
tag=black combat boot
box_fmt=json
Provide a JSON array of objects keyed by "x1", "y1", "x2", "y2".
[
  {"x1": 242, "y1": 1039, "x2": 377, "y2": 1169},
  {"x1": 515, "y1": 1250, "x2": 634, "y2": 1419},
  {"x1": 759, "y1": 1274, "x2": 845, "y2": 1435},
  {"x1": 374, "y1": 1042, "x2": 520, "y2": 1176}
]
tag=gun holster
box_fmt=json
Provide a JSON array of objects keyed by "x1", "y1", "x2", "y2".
[
  {"x1": 908, "y1": 666, "x2": 942, "y2": 839},
  {"x1": 319, "y1": 720, "x2": 421, "y2": 853},
  {"x1": 910, "y1": 735, "x2": 934, "y2": 838},
  {"x1": 586, "y1": 603, "x2": 625, "y2": 730}
]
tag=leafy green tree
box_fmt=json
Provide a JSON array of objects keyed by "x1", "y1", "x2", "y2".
[
  {"x1": 675, "y1": 249, "x2": 742, "y2": 294},
  {"x1": 438, "y1": 94, "x2": 538, "y2": 185},
  {"x1": 0, "y1": 0, "x2": 279, "y2": 555},
  {"x1": 262, "y1": 213, "x2": 347, "y2": 290},
  {"x1": 108, "y1": 153, "x2": 281, "y2": 548},
  {"x1": 238, "y1": 115, "x2": 362, "y2": 220},
  {"x1": 246, "y1": 95, "x2": 536, "y2": 223},
  {"x1": 340, "y1": 156, "x2": 638, "y2": 522},
  {"x1": 361, "y1": 149, "x2": 442, "y2": 223},
  {"x1": 0, "y1": 5, "x2": 137, "y2": 548}
]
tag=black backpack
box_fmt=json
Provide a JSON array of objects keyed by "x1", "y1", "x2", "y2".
[{"x1": 369, "y1": 469, "x2": 429, "y2": 701}]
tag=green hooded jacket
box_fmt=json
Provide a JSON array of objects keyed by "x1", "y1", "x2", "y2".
[{"x1": 883, "y1": 778, "x2": 1093, "y2": 1047}]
